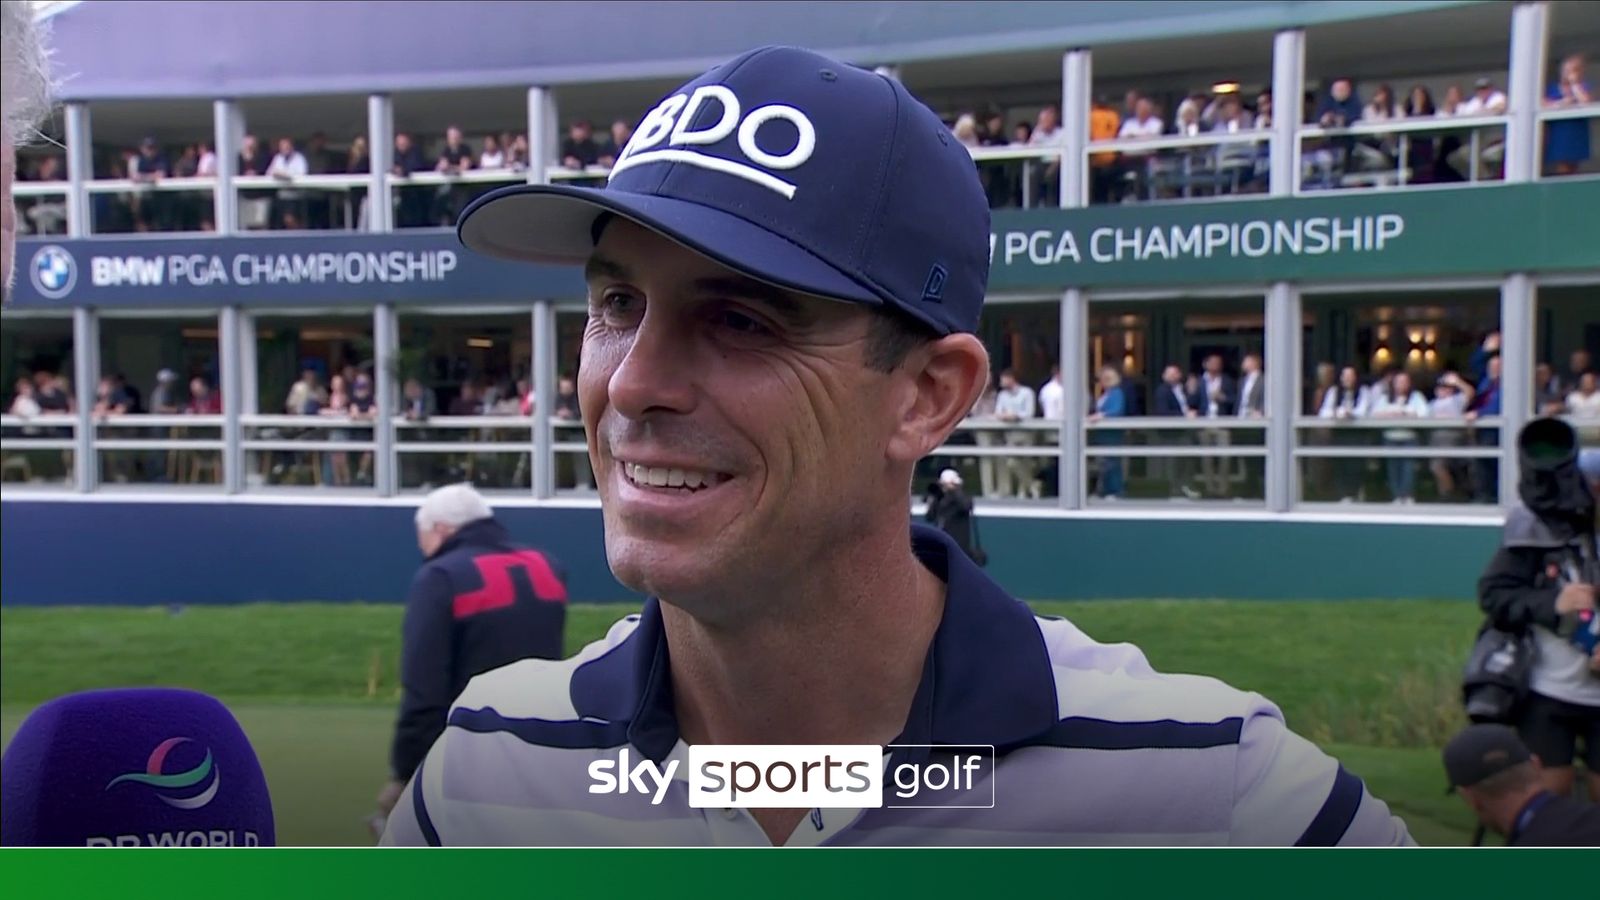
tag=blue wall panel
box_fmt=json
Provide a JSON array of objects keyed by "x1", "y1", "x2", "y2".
[{"x1": 0, "y1": 500, "x2": 1501, "y2": 606}]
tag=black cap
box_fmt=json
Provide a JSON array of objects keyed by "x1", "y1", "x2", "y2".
[{"x1": 1442, "y1": 724, "x2": 1532, "y2": 792}]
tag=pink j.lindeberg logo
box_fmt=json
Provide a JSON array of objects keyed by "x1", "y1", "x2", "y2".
[{"x1": 105, "y1": 737, "x2": 220, "y2": 810}]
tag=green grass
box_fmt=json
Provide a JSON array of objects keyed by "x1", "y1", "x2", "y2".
[{"x1": 1, "y1": 599, "x2": 1485, "y2": 845}]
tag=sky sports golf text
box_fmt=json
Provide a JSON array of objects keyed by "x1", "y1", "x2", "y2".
[{"x1": 588, "y1": 745, "x2": 996, "y2": 809}]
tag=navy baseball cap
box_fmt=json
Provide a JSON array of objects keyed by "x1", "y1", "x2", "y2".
[{"x1": 457, "y1": 45, "x2": 991, "y2": 335}]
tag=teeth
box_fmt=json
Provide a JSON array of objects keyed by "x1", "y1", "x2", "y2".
[{"x1": 625, "y1": 463, "x2": 719, "y2": 491}]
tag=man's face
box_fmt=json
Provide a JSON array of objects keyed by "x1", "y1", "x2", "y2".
[
  {"x1": 190, "y1": 378, "x2": 206, "y2": 397},
  {"x1": 1582, "y1": 372, "x2": 1597, "y2": 394},
  {"x1": 579, "y1": 220, "x2": 914, "y2": 613},
  {"x1": 1038, "y1": 108, "x2": 1058, "y2": 130},
  {"x1": 572, "y1": 123, "x2": 591, "y2": 141},
  {"x1": 396, "y1": 134, "x2": 411, "y2": 152},
  {"x1": 1536, "y1": 363, "x2": 1552, "y2": 385},
  {"x1": 278, "y1": 139, "x2": 292, "y2": 156},
  {"x1": 1163, "y1": 365, "x2": 1182, "y2": 385},
  {"x1": 999, "y1": 373, "x2": 1017, "y2": 392},
  {"x1": 416, "y1": 524, "x2": 450, "y2": 559},
  {"x1": 1572, "y1": 350, "x2": 1591, "y2": 373},
  {"x1": 558, "y1": 376, "x2": 575, "y2": 395},
  {"x1": 1205, "y1": 356, "x2": 1223, "y2": 376},
  {"x1": 1, "y1": 134, "x2": 15, "y2": 300},
  {"x1": 447, "y1": 128, "x2": 462, "y2": 146},
  {"x1": 1243, "y1": 356, "x2": 1260, "y2": 375},
  {"x1": 1134, "y1": 99, "x2": 1153, "y2": 120},
  {"x1": 1332, "y1": 80, "x2": 1352, "y2": 102}
]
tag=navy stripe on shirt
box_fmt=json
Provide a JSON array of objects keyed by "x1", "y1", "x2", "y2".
[
  {"x1": 1296, "y1": 765, "x2": 1364, "y2": 846},
  {"x1": 449, "y1": 706, "x2": 632, "y2": 750},
  {"x1": 1012, "y1": 716, "x2": 1245, "y2": 752},
  {"x1": 413, "y1": 755, "x2": 441, "y2": 847}
]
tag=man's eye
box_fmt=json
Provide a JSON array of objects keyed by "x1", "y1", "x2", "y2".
[
  {"x1": 597, "y1": 291, "x2": 642, "y2": 322},
  {"x1": 715, "y1": 309, "x2": 771, "y2": 336}
]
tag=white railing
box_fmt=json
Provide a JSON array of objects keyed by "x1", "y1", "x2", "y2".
[
  {"x1": 11, "y1": 180, "x2": 69, "y2": 198},
  {"x1": 0, "y1": 413, "x2": 77, "y2": 450},
  {"x1": 1300, "y1": 114, "x2": 1509, "y2": 189},
  {"x1": 1292, "y1": 415, "x2": 1505, "y2": 458}
]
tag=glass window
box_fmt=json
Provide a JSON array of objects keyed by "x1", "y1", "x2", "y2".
[
  {"x1": 926, "y1": 300, "x2": 1060, "y2": 503},
  {"x1": 1090, "y1": 33, "x2": 1273, "y2": 205},
  {"x1": 392, "y1": 88, "x2": 531, "y2": 230},
  {"x1": 247, "y1": 312, "x2": 375, "y2": 490},
  {"x1": 95, "y1": 313, "x2": 222, "y2": 488},
  {"x1": 1, "y1": 315, "x2": 76, "y2": 488},
  {"x1": 1537, "y1": 283, "x2": 1600, "y2": 448},
  {"x1": 553, "y1": 307, "x2": 593, "y2": 494},
  {"x1": 1086, "y1": 296, "x2": 1267, "y2": 505},
  {"x1": 88, "y1": 99, "x2": 217, "y2": 234},
  {"x1": 395, "y1": 310, "x2": 533, "y2": 494},
  {"x1": 1302, "y1": 4, "x2": 1513, "y2": 193},
  {"x1": 1298, "y1": 288, "x2": 1501, "y2": 506}
]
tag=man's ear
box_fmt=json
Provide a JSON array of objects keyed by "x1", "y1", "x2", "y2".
[{"x1": 885, "y1": 333, "x2": 989, "y2": 465}]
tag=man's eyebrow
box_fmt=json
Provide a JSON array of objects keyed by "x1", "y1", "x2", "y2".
[
  {"x1": 583, "y1": 255, "x2": 630, "y2": 283},
  {"x1": 691, "y1": 276, "x2": 813, "y2": 322}
]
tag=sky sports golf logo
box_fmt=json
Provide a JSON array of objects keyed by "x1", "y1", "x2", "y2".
[
  {"x1": 105, "y1": 737, "x2": 220, "y2": 810},
  {"x1": 589, "y1": 745, "x2": 995, "y2": 809}
]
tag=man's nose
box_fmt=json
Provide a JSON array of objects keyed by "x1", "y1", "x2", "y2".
[{"x1": 607, "y1": 311, "x2": 697, "y2": 421}]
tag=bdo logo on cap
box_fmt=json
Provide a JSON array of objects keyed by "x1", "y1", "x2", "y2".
[{"x1": 29, "y1": 245, "x2": 77, "y2": 300}]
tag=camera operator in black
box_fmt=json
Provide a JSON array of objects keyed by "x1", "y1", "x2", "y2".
[
  {"x1": 924, "y1": 468, "x2": 981, "y2": 565},
  {"x1": 1477, "y1": 418, "x2": 1600, "y2": 802}
]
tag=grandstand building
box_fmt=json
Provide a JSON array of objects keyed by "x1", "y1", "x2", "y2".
[{"x1": 3, "y1": 0, "x2": 1597, "y2": 606}]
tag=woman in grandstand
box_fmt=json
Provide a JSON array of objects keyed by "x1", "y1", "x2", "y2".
[
  {"x1": 1319, "y1": 365, "x2": 1372, "y2": 502},
  {"x1": 1368, "y1": 371, "x2": 1429, "y2": 504},
  {"x1": 1544, "y1": 54, "x2": 1592, "y2": 177},
  {"x1": 320, "y1": 374, "x2": 353, "y2": 487}
]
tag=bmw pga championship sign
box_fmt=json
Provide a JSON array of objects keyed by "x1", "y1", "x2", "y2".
[{"x1": 9, "y1": 180, "x2": 1597, "y2": 310}]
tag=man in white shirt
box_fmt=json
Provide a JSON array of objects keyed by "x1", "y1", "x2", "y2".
[
  {"x1": 1453, "y1": 78, "x2": 1508, "y2": 178},
  {"x1": 1038, "y1": 365, "x2": 1065, "y2": 421},
  {"x1": 1116, "y1": 96, "x2": 1165, "y2": 199},
  {"x1": 267, "y1": 137, "x2": 309, "y2": 229},
  {"x1": 994, "y1": 369, "x2": 1038, "y2": 498},
  {"x1": 1027, "y1": 106, "x2": 1063, "y2": 206}
]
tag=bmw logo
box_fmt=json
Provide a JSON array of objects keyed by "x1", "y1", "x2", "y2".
[{"x1": 29, "y1": 245, "x2": 78, "y2": 300}]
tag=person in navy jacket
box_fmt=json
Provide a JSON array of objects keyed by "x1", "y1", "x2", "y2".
[{"x1": 373, "y1": 483, "x2": 568, "y2": 835}]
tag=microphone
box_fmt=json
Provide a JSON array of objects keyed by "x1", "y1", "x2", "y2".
[{"x1": 1, "y1": 688, "x2": 275, "y2": 846}]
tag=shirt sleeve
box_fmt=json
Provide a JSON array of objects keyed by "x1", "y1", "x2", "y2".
[
  {"x1": 1228, "y1": 700, "x2": 1415, "y2": 846},
  {"x1": 390, "y1": 566, "x2": 457, "y2": 783}
]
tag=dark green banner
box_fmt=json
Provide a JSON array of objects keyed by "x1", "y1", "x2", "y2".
[
  {"x1": 0, "y1": 847, "x2": 1584, "y2": 900},
  {"x1": 988, "y1": 179, "x2": 1600, "y2": 291}
]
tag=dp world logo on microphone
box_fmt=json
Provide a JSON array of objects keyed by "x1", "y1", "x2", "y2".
[
  {"x1": 105, "y1": 737, "x2": 220, "y2": 810},
  {"x1": 29, "y1": 245, "x2": 77, "y2": 300}
]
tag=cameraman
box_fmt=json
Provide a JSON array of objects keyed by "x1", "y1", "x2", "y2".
[{"x1": 1477, "y1": 419, "x2": 1600, "y2": 802}]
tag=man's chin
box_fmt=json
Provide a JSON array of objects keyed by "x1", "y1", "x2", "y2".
[{"x1": 606, "y1": 535, "x2": 729, "y2": 602}]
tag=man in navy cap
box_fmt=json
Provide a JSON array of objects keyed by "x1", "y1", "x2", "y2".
[
  {"x1": 382, "y1": 46, "x2": 1412, "y2": 847},
  {"x1": 1444, "y1": 723, "x2": 1600, "y2": 846}
]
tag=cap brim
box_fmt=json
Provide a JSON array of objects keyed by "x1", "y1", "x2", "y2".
[{"x1": 457, "y1": 183, "x2": 887, "y2": 314}]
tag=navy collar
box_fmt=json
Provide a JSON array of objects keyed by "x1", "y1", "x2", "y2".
[
  {"x1": 1510, "y1": 791, "x2": 1554, "y2": 843},
  {"x1": 569, "y1": 524, "x2": 1059, "y2": 763}
]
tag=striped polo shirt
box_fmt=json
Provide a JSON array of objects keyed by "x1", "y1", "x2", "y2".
[{"x1": 382, "y1": 526, "x2": 1413, "y2": 846}]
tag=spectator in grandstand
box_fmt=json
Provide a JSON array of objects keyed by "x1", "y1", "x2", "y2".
[
  {"x1": 18, "y1": 154, "x2": 66, "y2": 235},
  {"x1": 952, "y1": 114, "x2": 981, "y2": 149},
  {"x1": 599, "y1": 119, "x2": 634, "y2": 168},
  {"x1": 434, "y1": 126, "x2": 475, "y2": 225},
  {"x1": 32, "y1": 371, "x2": 70, "y2": 413},
  {"x1": 267, "y1": 137, "x2": 309, "y2": 230},
  {"x1": 195, "y1": 141, "x2": 217, "y2": 177},
  {"x1": 1237, "y1": 353, "x2": 1265, "y2": 419},
  {"x1": 1315, "y1": 77, "x2": 1363, "y2": 128},
  {"x1": 982, "y1": 112, "x2": 1007, "y2": 146},
  {"x1": 302, "y1": 132, "x2": 338, "y2": 229},
  {"x1": 478, "y1": 134, "x2": 505, "y2": 170},
  {"x1": 1254, "y1": 91, "x2": 1273, "y2": 129},
  {"x1": 1459, "y1": 77, "x2": 1508, "y2": 117},
  {"x1": 1438, "y1": 84, "x2": 1463, "y2": 116},
  {"x1": 373, "y1": 482, "x2": 568, "y2": 839},
  {"x1": 1038, "y1": 365, "x2": 1064, "y2": 421},
  {"x1": 401, "y1": 377, "x2": 437, "y2": 422},
  {"x1": 126, "y1": 137, "x2": 171, "y2": 231},
  {"x1": 1011, "y1": 121, "x2": 1031, "y2": 145},
  {"x1": 173, "y1": 144, "x2": 198, "y2": 179},
  {"x1": 994, "y1": 368, "x2": 1039, "y2": 499},
  {"x1": 1174, "y1": 96, "x2": 1205, "y2": 137},
  {"x1": 1025, "y1": 106, "x2": 1063, "y2": 206},
  {"x1": 148, "y1": 369, "x2": 181, "y2": 415},
  {"x1": 1088, "y1": 96, "x2": 1121, "y2": 204},
  {"x1": 1087, "y1": 365, "x2": 1128, "y2": 499},
  {"x1": 1364, "y1": 83, "x2": 1401, "y2": 121},
  {"x1": 508, "y1": 134, "x2": 530, "y2": 171},
  {"x1": 319, "y1": 374, "x2": 353, "y2": 486},
  {"x1": 8, "y1": 376, "x2": 38, "y2": 418},
  {"x1": 186, "y1": 376, "x2": 221, "y2": 415},
  {"x1": 392, "y1": 133, "x2": 430, "y2": 228},
  {"x1": 1535, "y1": 362, "x2": 1564, "y2": 415},
  {"x1": 554, "y1": 374, "x2": 581, "y2": 421},
  {"x1": 1155, "y1": 364, "x2": 1198, "y2": 418},
  {"x1": 347, "y1": 136, "x2": 370, "y2": 174},
  {"x1": 348, "y1": 374, "x2": 377, "y2": 484},
  {"x1": 1113, "y1": 95, "x2": 1164, "y2": 199},
  {"x1": 239, "y1": 134, "x2": 268, "y2": 176},
  {"x1": 447, "y1": 381, "x2": 482, "y2": 417},
  {"x1": 1466, "y1": 349, "x2": 1502, "y2": 503},
  {"x1": 284, "y1": 369, "x2": 326, "y2": 416},
  {"x1": 561, "y1": 120, "x2": 603, "y2": 169},
  {"x1": 1554, "y1": 349, "x2": 1594, "y2": 397},
  {"x1": 1317, "y1": 365, "x2": 1371, "y2": 502},
  {"x1": 1544, "y1": 53, "x2": 1593, "y2": 177},
  {"x1": 1027, "y1": 105, "x2": 1062, "y2": 146},
  {"x1": 1568, "y1": 372, "x2": 1600, "y2": 445},
  {"x1": 1369, "y1": 370, "x2": 1428, "y2": 504},
  {"x1": 1428, "y1": 371, "x2": 1473, "y2": 501}
]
